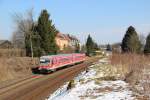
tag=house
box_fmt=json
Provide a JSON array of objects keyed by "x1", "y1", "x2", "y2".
[
  {"x1": 0, "y1": 40, "x2": 12, "y2": 49},
  {"x1": 55, "y1": 33, "x2": 80, "y2": 51},
  {"x1": 55, "y1": 33, "x2": 70, "y2": 50},
  {"x1": 67, "y1": 34, "x2": 80, "y2": 49}
]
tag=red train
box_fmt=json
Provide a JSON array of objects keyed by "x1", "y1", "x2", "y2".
[{"x1": 38, "y1": 53, "x2": 86, "y2": 73}]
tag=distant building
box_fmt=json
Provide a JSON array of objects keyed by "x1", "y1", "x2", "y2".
[
  {"x1": 67, "y1": 34, "x2": 80, "y2": 49},
  {"x1": 55, "y1": 33, "x2": 70, "y2": 50},
  {"x1": 55, "y1": 33, "x2": 80, "y2": 51},
  {"x1": 0, "y1": 40, "x2": 12, "y2": 49}
]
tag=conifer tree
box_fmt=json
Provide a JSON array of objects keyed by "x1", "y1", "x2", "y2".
[
  {"x1": 86, "y1": 35, "x2": 94, "y2": 56},
  {"x1": 37, "y1": 9, "x2": 58, "y2": 55},
  {"x1": 106, "y1": 44, "x2": 112, "y2": 51},
  {"x1": 121, "y1": 26, "x2": 141, "y2": 53}
]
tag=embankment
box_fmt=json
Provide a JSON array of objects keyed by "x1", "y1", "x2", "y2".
[{"x1": 0, "y1": 57, "x2": 39, "y2": 82}]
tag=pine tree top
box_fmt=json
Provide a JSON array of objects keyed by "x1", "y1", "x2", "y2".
[{"x1": 127, "y1": 26, "x2": 135, "y2": 33}]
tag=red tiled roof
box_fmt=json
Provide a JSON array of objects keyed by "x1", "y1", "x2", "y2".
[
  {"x1": 56, "y1": 33, "x2": 79, "y2": 42},
  {"x1": 56, "y1": 33, "x2": 71, "y2": 41}
]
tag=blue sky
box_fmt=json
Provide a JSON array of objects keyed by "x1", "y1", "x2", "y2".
[{"x1": 0, "y1": 0, "x2": 150, "y2": 44}]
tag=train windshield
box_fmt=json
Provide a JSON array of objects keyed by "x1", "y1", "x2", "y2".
[{"x1": 40, "y1": 58, "x2": 51, "y2": 66}]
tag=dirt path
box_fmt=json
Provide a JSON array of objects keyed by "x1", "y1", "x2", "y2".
[{"x1": 0, "y1": 57, "x2": 99, "y2": 100}]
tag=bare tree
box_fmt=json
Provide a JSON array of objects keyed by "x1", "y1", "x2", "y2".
[{"x1": 12, "y1": 9, "x2": 34, "y2": 58}]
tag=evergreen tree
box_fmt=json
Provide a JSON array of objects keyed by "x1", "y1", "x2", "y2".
[
  {"x1": 37, "y1": 9, "x2": 58, "y2": 55},
  {"x1": 86, "y1": 35, "x2": 94, "y2": 56},
  {"x1": 106, "y1": 44, "x2": 112, "y2": 51},
  {"x1": 48, "y1": 24, "x2": 59, "y2": 54},
  {"x1": 121, "y1": 26, "x2": 141, "y2": 53},
  {"x1": 37, "y1": 10, "x2": 50, "y2": 54},
  {"x1": 144, "y1": 33, "x2": 150, "y2": 54},
  {"x1": 32, "y1": 27, "x2": 42, "y2": 57},
  {"x1": 25, "y1": 25, "x2": 42, "y2": 57}
]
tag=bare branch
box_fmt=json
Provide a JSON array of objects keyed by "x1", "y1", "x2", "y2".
[{"x1": 12, "y1": 8, "x2": 34, "y2": 49}]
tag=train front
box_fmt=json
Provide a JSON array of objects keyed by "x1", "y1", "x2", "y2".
[{"x1": 38, "y1": 57, "x2": 51, "y2": 73}]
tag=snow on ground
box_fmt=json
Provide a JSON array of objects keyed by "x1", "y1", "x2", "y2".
[{"x1": 47, "y1": 57, "x2": 136, "y2": 100}]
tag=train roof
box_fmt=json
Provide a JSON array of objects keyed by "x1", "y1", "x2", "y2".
[
  {"x1": 40, "y1": 53, "x2": 84, "y2": 59},
  {"x1": 40, "y1": 54, "x2": 72, "y2": 59}
]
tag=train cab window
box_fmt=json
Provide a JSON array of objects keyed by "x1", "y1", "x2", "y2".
[{"x1": 40, "y1": 58, "x2": 51, "y2": 66}]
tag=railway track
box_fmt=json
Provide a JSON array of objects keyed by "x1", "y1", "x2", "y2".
[{"x1": 0, "y1": 56, "x2": 99, "y2": 100}]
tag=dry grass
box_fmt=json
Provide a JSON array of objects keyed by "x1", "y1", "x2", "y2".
[
  {"x1": 0, "y1": 49, "x2": 26, "y2": 57},
  {"x1": 110, "y1": 53, "x2": 150, "y2": 97},
  {"x1": 0, "y1": 48, "x2": 40, "y2": 82},
  {"x1": 0, "y1": 57, "x2": 39, "y2": 82}
]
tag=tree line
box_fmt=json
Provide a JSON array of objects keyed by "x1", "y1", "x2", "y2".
[
  {"x1": 85, "y1": 25, "x2": 150, "y2": 56},
  {"x1": 14, "y1": 9, "x2": 150, "y2": 57},
  {"x1": 12, "y1": 9, "x2": 85, "y2": 57},
  {"x1": 12, "y1": 9, "x2": 101, "y2": 57},
  {"x1": 121, "y1": 26, "x2": 150, "y2": 55}
]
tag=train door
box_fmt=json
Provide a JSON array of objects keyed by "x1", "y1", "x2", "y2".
[{"x1": 51, "y1": 57, "x2": 57, "y2": 68}]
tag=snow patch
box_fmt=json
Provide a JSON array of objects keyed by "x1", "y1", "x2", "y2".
[
  {"x1": 48, "y1": 80, "x2": 134, "y2": 100},
  {"x1": 47, "y1": 57, "x2": 136, "y2": 100}
]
